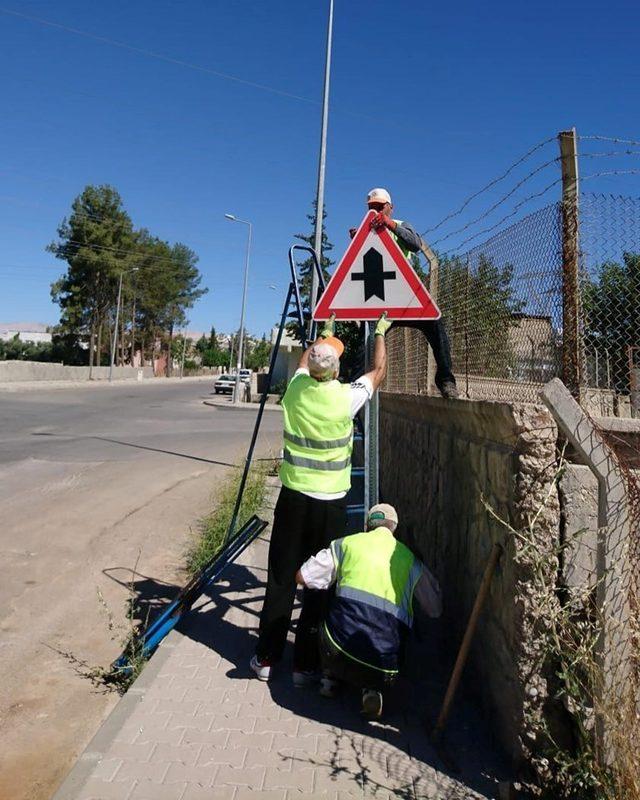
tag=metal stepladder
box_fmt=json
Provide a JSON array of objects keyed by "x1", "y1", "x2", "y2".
[{"x1": 113, "y1": 244, "x2": 375, "y2": 672}]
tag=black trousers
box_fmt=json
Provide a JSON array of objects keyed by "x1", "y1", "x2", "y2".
[
  {"x1": 347, "y1": 319, "x2": 456, "y2": 391},
  {"x1": 390, "y1": 319, "x2": 456, "y2": 391},
  {"x1": 319, "y1": 624, "x2": 397, "y2": 693},
  {"x1": 256, "y1": 485, "x2": 347, "y2": 671}
]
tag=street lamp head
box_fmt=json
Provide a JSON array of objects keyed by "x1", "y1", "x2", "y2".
[{"x1": 224, "y1": 214, "x2": 236, "y2": 221}]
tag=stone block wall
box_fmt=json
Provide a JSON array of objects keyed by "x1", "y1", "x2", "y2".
[
  {"x1": 0, "y1": 361, "x2": 154, "y2": 382},
  {"x1": 379, "y1": 392, "x2": 559, "y2": 766}
]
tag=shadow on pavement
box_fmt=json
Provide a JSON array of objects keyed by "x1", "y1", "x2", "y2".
[
  {"x1": 179, "y1": 560, "x2": 507, "y2": 799},
  {"x1": 31, "y1": 431, "x2": 237, "y2": 466},
  {"x1": 102, "y1": 567, "x2": 184, "y2": 626}
]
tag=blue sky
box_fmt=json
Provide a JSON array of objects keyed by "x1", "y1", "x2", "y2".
[{"x1": 1, "y1": 0, "x2": 639, "y2": 337}]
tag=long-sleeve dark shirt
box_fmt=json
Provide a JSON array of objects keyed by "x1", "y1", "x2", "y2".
[{"x1": 393, "y1": 220, "x2": 423, "y2": 254}]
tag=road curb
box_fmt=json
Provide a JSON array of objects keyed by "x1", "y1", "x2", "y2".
[
  {"x1": 50, "y1": 477, "x2": 282, "y2": 800},
  {"x1": 202, "y1": 399, "x2": 282, "y2": 412},
  {"x1": 50, "y1": 632, "x2": 180, "y2": 800}
]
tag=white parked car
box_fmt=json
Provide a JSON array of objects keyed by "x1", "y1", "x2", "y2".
[{"x1": 213, "y1": 374, "x2": 236, "y2": 394}]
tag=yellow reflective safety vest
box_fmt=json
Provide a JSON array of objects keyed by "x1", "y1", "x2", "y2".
[
  {"x1": 279, "y1": 372, "x2": 353, "y2": 494},
  {"x1": 325, "y1": 527, "x2": 422, "y2": 673},
  {"x1": 391, "y1": 219, "x2": 411, "y2": 261}
]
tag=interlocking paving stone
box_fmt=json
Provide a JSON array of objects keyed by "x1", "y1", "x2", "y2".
[
  {"x1": 75, "y1": 777, "x2": 136, "y2": 799},
  {"x1": 55, "y1": 492, "x2": 503, "y2": 800}
]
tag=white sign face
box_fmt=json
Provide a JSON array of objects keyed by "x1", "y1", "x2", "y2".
[
  {"x1": 327, "y1": 227, "x2": 423, "y2": 310},
  {"x1": 313, "y1": 211, "x2": 440, "y2": 321}
]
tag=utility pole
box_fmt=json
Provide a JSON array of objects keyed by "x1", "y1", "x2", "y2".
[
  {"x1": 180, "y1": 333, "x2": 187, "y2": 378},
  {"x1": 559, "y1": 128, "x2": 581, "y2": 397},
  {"x1": 110, "y1": 268, "x2": 138, "y2": 381},
  {"x1": 224, "y1": 214, "x2": 252, "y2": 404},
  {"x1": 109, "y1": 272, "x2": 124, "y2": 383},
  {"x1": 309, "y1": 0, "x2": 334, "y2": 335}
]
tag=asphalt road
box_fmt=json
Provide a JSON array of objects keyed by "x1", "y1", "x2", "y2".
[{"x1": 0, "y1": 380, "x2": 281, "y2": 800}]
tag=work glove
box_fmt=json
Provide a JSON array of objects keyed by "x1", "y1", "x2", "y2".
[
  {"x1": 348, "y1": 227, "x2": 357, "y2": 239},
  {"x1": 319, "y1": 313, "x2": 336, "y2": 339},
  {"x1": 371, "y1": 212, "x2": 397, "y2": 232},
  {"x1": 374, "y1": 312, "x2": 392, "y2": 337}
]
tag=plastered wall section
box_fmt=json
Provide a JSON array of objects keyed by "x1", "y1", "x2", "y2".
[{"x1": 379, "y1": 392, "x2": 559, "y2": 766}]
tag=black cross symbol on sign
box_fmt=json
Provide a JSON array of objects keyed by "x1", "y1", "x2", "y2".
[{"x1": 351, "y1": 247, "x2": 396, "y2": 301}]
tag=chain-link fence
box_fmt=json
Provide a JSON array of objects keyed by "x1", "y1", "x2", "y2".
[
  {"x1": 579, "y1": 192, "x2": 640, "y2": 416},
  {"x1": 383, "y1": 136, "x2": 640, "y2": 796},
  {"x1": 385, "y1": 190, "x2": 640, "y2": 418}
]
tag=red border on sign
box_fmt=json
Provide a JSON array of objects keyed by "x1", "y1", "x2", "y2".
[{"x1": 313, "y1": 210, "x2": 441, "y2": 321}]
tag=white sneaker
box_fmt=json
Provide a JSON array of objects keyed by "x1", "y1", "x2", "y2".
[
  {"x1": 250, "y1": 655, "x2": 272, "y2": 681},
  {"x1": 319, "y1": 676, "x2": 339, "y2": 698},
  {"x1": 361, "y1": 689, "x2": 383, "y2": 718},
  {"x1": 292, "y1": 669, "x2": 319, "y2": 688}
]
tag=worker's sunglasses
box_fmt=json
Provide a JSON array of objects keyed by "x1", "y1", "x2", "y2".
[{"x1": 367, "y1": 202, "x2": 386, "y2": 212}]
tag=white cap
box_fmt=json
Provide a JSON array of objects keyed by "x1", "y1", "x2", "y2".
[
  {"x1": 308, "y1": 342, "x2": 340, "y2": 381},
  {"x1": 367, "y1": 187, "x2": 392, "y2": 206},
  {"x1": 367, "y1": 503, "x2": 399, "y2": 531}
]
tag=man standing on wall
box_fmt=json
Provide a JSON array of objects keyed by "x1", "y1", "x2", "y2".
[
  {"x1": 350, "y1": 188, "x2": 458, "y2": 399},
  {"x1": 250, "y1": 313, "x2": 392, "y2": 685}
]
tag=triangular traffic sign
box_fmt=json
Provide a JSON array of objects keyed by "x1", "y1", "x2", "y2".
[{"x1": 313, "y1": 210, "x2": 441, "y2": 321}]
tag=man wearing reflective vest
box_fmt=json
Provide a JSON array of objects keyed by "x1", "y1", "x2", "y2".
[
  {"x1": 350, "y1": 187, "x2": 458, "y2": 398},
  {"x1": 251, "y1": 315, "x2": 391, "y2": 684},
  {"x1": 296, "y1": 503, "x2": 442, "y2": 718}
]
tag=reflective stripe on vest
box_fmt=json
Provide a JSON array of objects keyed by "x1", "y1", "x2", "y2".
[
  {"x1": 279, "y1": 373, "x2": 353, "y2": 494},
  {"x1": 332, "y1": 529, "x2": 419, "y2": 623},
  {"x1": 328, "y1": 529, "x2": 421, "y2": 673}
]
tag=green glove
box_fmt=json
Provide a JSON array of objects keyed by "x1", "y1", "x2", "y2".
[
  {"x1": 375, "y1": 313, "x2": 392, "y2": 337},
  {"x1": 319, "y1": 313, "x2": 336, "y2": 339}
]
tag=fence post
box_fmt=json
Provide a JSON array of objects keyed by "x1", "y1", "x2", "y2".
[
  {"x1": 559, "y1": 128, "x2": 582, "y2": 397},
  {"x1": 420, "y1": 240, "x2": 439, "y2": 395},
  {"x1": 541, "y1": 378, "x2": 633, "y2": 766}
]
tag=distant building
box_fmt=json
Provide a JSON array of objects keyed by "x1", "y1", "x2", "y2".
[
  {"x1": 508, "y1": 313, "x2": 559, "y2": 381},
  {"x1": 0, "y1": 322, "x2": 52, "y2": 345},
  {"x1": 271, "y1": 326, "x2": 302, "y2": 386}
]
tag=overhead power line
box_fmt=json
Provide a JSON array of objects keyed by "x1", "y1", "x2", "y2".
[{"x1": 0, "y1": 7, "x2": 317, "y2": 105}]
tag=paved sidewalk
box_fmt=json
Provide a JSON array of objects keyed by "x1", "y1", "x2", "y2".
[{"x1": 53, "y1": 508, "x2": 504, "y2": 799}]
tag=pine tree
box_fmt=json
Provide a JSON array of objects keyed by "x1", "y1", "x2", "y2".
[{"x1": 294, "y1": 201, "x2": 334, "y2": 319}]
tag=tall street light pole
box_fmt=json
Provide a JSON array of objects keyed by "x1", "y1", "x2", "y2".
[
  {"x1": 309, "y1": 0, "x2": 334, "y2": 336},
  {"x1": 109, "y1": 267, "x2": 138, "y2": 382},
  {"x1": 225, "y1": 214, "x2": 252, "y2": 404}
]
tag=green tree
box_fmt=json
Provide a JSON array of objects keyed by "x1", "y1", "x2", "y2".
[
  {"x1": 133, "y1": 235, "x2": 207, "y2": 373},
  {"x1": 582, "y1": 252, "x2": 640, "y2": 392},
  {"x1": 438, "y1": 253, "x2": 524, "y2": 377},
  {"x1": 49, "y1": 186, "x2": 207, "y2": 374},
  {"x1": 245, "y1": 335, "x2": 272, "y2": 370},
  {"x1": 195, "y1": 326, "x2": 225, "y2": 367},
  {"x1": 292, "y1": 201, "x2": 334, "y2": 332},
  {"x1": 48, "y1": 184, "x2": 135, "y2": 367}
]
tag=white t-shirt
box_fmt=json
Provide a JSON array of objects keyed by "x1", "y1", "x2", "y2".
[{"x1": 287, "y1": 368, "x2": 373, "y2": 500}]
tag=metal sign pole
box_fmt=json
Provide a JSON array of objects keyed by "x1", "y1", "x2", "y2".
[{"x1": 363, "y1": 322, "x2": 379, "y2": 517}]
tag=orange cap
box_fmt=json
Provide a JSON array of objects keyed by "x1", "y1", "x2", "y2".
[{"x1": 322, "y1": 336, "x2": 344, "y2": 357}]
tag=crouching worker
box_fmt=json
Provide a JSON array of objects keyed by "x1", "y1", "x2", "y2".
[{"x1": 295, "y1": 503, "x2": 442, "y2": 718}]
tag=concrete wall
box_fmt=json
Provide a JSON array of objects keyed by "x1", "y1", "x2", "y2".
[
  {"x1": 379, "y1": 392, "x2": 559, "y2": 766},
  {"x1": 0, "y1": 361, "x2": 154, "y2": 382}
]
